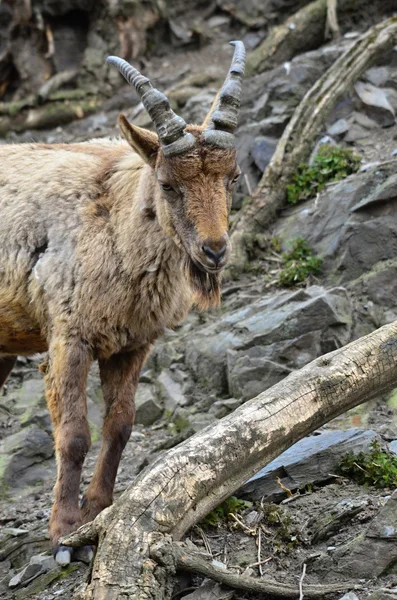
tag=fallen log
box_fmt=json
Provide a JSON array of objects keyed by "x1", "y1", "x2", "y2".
[
  {"x1": 62, "y1": 319, "x2": 397, "y2": 599},
  {"x1": 0, "y1": 94, "x2": 103, "y2": 137}
]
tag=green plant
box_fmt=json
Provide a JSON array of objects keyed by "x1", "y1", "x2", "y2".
[
  {"x1": 262, "y1": 503, "x2": 298, "y2": 550},
  {"x1": 339, "y1": 440, "x2": 397, "y2": 488},
  {"x1": 278, "y1": 238, "x2": 322, "y2": 286},
  {"x1": 286, "y1": 145, "x2": 361, "y2": 205},
  {"x1": 201, "y1": 496, "x2": 251, "y2": 527}
]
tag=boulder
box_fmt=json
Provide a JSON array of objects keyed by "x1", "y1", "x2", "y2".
[
  {"x1": 238, "y1": 429, "x2": 378, "y2": 502},
  {"x1": 185, "y1": 286, "x2": 352, "y2": 397},
  {"x1": 354, "y1": 81, "x2": 395, "y2": 127},
  {"x1": 0, "y1": 425, "x2": 54, "y2": 489},
  {"x1": 135, "y1": 384, "x2": 163, "y2": 426},
  {"x1": 157, "y1": 369, "x2": 188, "y2": 414},
  {"x1": 251, "y1": 136, "x2": 278, "y2": 172}
]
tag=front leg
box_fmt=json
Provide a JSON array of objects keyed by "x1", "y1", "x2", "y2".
[
  {"x1": 45, "y1": 335, "x2": 92, "y2": 562},
  {"x1": 81, "y1": 345, "x2": 150, "y2": 523}
]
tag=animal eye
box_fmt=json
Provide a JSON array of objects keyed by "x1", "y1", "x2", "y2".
[
  {"x1": 160, "y1": 183, "x2": 174, "y2": 192},
  {"x1": 231, "y1": 172, "x2": 241, "y2": 184}
]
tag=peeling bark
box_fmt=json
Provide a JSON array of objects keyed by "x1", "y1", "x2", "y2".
[
  {"x1": 62, "y1": 320, "x2": 397, "y2": 599},
  {"x1": 230, "y1": 16, "x2": 397, "y2": 274}
]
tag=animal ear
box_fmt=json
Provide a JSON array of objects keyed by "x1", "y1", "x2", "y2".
[{"x1": 118, "y1": 114, "x2": 159, "y2": 166}]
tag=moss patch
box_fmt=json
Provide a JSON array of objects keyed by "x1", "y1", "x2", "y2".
[
  {"x1": 339, "y1": 440, "x2": 397, "y2": 488},
  {"x1": 278, "y1": 238, "x2": 322, "y2": 286},
  {"x1": 201, "y1": 496, "x2": 251, "y2": 527},
  {"x1": 286, "y1": 144, "x2": 361, "y2": 205}
]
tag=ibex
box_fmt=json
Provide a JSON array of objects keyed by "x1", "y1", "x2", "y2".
[{"x1": 0, "y1": 41, "x2": 245, "y2": 564}]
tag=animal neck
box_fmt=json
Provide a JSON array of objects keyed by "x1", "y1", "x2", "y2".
[
  {"x1": 106, "y1": 152, "x2": 222, "y2": 311},
  {"x1": 107, "y1": 156, "x2": 185, "y2": 281}
]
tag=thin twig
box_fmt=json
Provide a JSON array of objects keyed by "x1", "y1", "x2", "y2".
[
  {"x1": 249, "y1": 557, "x2": 272, "y2": 569},
  {"x1": 229, "y1": 513, "x2": 256, "y2": 535},
  {"x1": 257, "y1": 527, "x2": 263, "y2": 577},
  {"x1": 196, "y1": 526, "x2": 213, "y2": 557},
  {"x1": 299, "y1": 563, "x2": 307, "y2": 600},
  {"x1": 244, "y1": 173, "x2": 253, "y2": 196}
]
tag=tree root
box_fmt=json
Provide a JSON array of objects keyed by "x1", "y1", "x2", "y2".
[
  {"x1": 60, "y1": 320, "x2": 397, "y2": 599},
  {"x1": 151, "y1": 542, "x2": 362, "y2": 599},
  {"x1": 230, "y1": 15, "x2": 397, "y2": 274}
]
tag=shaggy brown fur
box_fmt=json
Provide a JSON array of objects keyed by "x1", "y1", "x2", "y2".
[{"x1": 0, "y1": 115, "x2": 239, "y2": 554}]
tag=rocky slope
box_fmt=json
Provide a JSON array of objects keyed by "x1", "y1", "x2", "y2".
[{"x1": 1, "y1": 1, "x2": 397, "y2": 599}]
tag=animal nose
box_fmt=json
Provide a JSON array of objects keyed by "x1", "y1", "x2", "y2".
[{"x1": 202, "y1": 242, "x2": 227, "y2": 266}]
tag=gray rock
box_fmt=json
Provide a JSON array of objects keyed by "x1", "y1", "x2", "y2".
[
  {"x1": 185, "y1": 286, "x2": 351, "y2": 396},
  {"x1": 157, "y1": 369, "x2": 188, "y2": 414},
  {"x1": 352, "y1": 111, "x2": 379, "y2": 129},
  {"x1": 338, "y1": 594, "x2": 360, "y2": 600},
  {"x1": 366, "y1": 593, "x2": 397, "y2": 600},
  {"x1": 354, "y1": 81, "x2": 395, "y2": 127},
  {"x1": 251, "y1": 136, "x2": 278, "y2": 172},
  {"x1": 134, "y1": 384, "x2": 163, "y2": 426},
  {"x1": 364, "y1": 66, "x2": 390, "y2": 87},
  {"x1": 183, "y1": 90, "x2": 217, "y2": 127},
  {"x1": 183, "y1": 580, "x2": 233, "y2": 600},
  {"x1": 307, "y1": 496, "x2": 371, "y2": 543},
  {"x1": 333, "y1": 490, "x2": 397, "y2": 578},
  {"x1": 30, "y1": 554, "x2": 57, "y2": 571},
  {"x1": 344, "y1": 123, "x2": 372, "y2": 142},
  {"x1": 350, "y1": 172, "x2": 397, "y2": 212},
  {"x1": 275, "y1": 163, "x2": 397, "y2": 285},
  {"x1": 9, "y1": 563, "x2": 42, "y2": 588},
  {"x1": 209, "y1": 398, "x2": 243, "y2": 418},
  {"x1": 326, "y1": 118, "x2": 350, "y2": 136},
  {"x1": 12, "y1": 378, "x2": 46, "y2": 418},
  {"x1": 238, "y1": 429, "x2": 378, "y2": 502},
  {"x1": 390, "y1": 440, "x2": 397, "y2": 454},
  {"x1": 383, "y1": 87, "x2": 397, "y2": 113},
  {"x1": 0, "y1": 425, "x2": 54, "y2": 488}
]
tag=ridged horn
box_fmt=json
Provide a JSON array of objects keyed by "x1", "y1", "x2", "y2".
[
  {"x1": 106, "y1": 56, "x2": 195, "y2": 157},
  {"x1": 202, "y1": 41, "x2": 246, "y2": 149}
]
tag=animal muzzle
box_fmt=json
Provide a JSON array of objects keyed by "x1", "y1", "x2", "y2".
[{"x1": 196, "y1": 236, "x2": 230, "y2": 272}]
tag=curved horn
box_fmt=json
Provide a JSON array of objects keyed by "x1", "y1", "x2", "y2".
[
  {"x1": 202, "y1": 41, "x2": 246, "y2": 149},
  {"x1": 106, "y1": 56, "x2": 195, "y2": 157}
]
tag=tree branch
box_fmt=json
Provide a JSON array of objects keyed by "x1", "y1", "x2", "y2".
[{"x1": 151, "y1": 543, "x2": 362, "y2": 599}]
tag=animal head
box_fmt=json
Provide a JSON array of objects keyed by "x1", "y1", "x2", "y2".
[{"x1": 107, "y1": 41, "x2": 246, "y2": 308}]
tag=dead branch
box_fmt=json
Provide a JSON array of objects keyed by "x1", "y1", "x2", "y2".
[
  {"x1": 0, "y1": 95, "x2": 103, "y2": 136},
  {"x1": 150, "y1": 543, "x2": 361, "y2": 599},
  {"x1": 245, "y1": 0, "x2": 328, "y2": 76},
  {"x1": 230, "y1": 16, "x2": 397, "y2": 274},
  {"x1": 62, "y1": 319, "x2": 397, "y2": 599},
  {"x1": 325, "y1": 0, "x2": 340, "y2": 38}
]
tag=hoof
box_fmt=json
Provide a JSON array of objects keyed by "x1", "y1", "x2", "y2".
[
  {"x1": 54, "y1": 545, "x2": 73, "y2": 567},
  {"x1": 73, "y1": 545, "x2": 95, "y2": 565}
]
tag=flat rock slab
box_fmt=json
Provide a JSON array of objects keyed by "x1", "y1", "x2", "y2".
[{"x1": 238, "y1": 429, "x2": 378, "y2": 502}]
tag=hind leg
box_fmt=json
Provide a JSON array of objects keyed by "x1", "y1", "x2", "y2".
[{"x1": 0, "y1": 356, "x2": 16, "y2": 390}]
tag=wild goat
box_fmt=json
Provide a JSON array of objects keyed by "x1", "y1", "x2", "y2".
[{"x1": 0, "y1": 41, "x2": 246, "y2": 564}]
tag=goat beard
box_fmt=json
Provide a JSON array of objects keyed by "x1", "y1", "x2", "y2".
[{"x1": 183, "y1": 255, "x2": 221, "y2": 311}]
